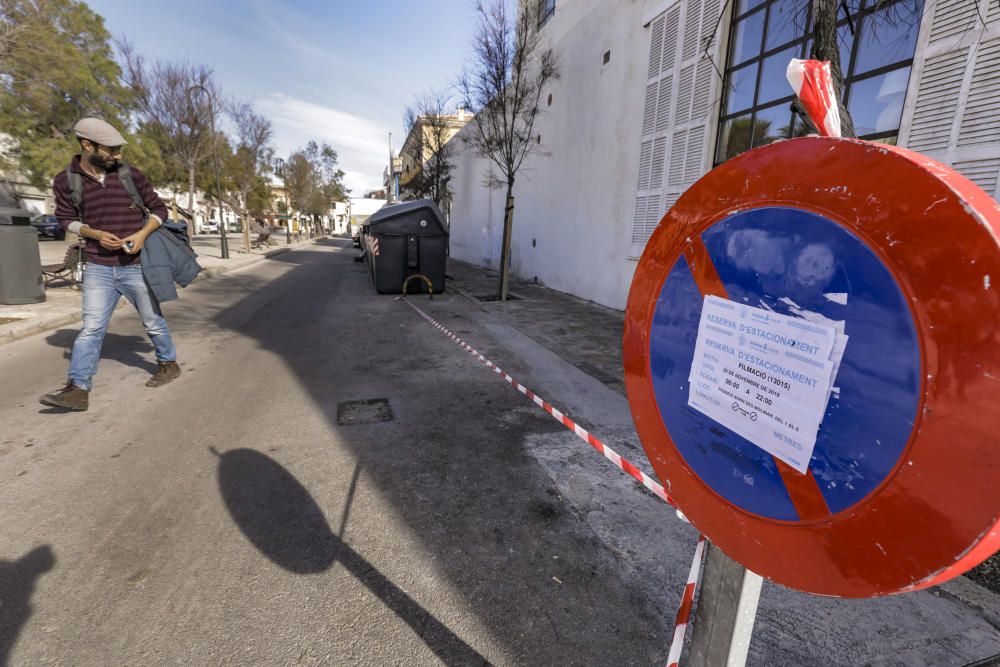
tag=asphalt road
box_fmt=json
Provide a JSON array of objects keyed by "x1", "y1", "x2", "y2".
[
  {"x1": 0, "y1": 239, "x2": 677, "y2": 665},
  {"x1": 2, "y1": 239, "x2": 999, "y2": 666}
]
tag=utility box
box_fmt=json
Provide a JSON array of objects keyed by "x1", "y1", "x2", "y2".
[
  {"x1": 0, "y1": 203, "x2": 45, "y2": 304},
  {"x1": 365, "y1": 200, "x2": 448, "y2": 294}
]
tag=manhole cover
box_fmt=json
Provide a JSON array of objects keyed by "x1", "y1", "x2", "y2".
[{"x1": 337, "y1": 399, "x2": 393, "y2": 425}]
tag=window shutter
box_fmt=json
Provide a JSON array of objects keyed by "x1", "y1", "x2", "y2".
[
  {"x1": 642, "y1": 82, "x2": 659, "y2": 135},
  {"x1": 907, "y1": 49, "x2": 968, "y2": 153},
  {"x1": 637, "y1": 140, "x2": 654, "y2": 190},
  {"x1": 648, "y1": 16, "x2": 665, "y2": 79},
  {"x1": 953, "y1": 158, "x2": 1000, "y2": 194},
  {"x1": 631, "y1": 0, "x2": 723, "y2": 248},
  {"x1": 899, "y1": 1, "x2": 1000, "y2": 201},
  {"x1": 650, "y1": 137, "x2": 668, "y2": 189},
  {"x1": 656, "y1": 75, "x2": 674, "y2": 133},
  {"x1": 631, "y1": 196, "x2": 649, "y2": 244},
  {"x1": 958, "y1": 39, "x2": 1000, "y2": 148},
  {"x1": 928, "y1": 0, "x2": 981, "y2": 43}
]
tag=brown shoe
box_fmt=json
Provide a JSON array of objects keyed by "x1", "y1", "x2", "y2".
[
  {"x1": 146, "y1": 361, "x2": 181, "y2": 388},
  {"x1": 39, "y1": 383, "x2": 89, "y2": 411}
]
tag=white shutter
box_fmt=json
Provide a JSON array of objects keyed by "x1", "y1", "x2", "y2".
[
  {"x1": 953, "y1": 158, "x2": 1000, "y2": 193},
  {"x1": 637, "y1": 140, "x2": 653, "y2": 190},
  {"x1": 662, "y1": 0, "x2": 723, "y2": 211},
  {"x1": 928, "y1": 0, "x2": 981, "y2": 43},
  {"x1": 648, "y1": 15, "x2": 665, "y2": 78},
  {"x1": 631, "y1": 196, "x2": 649, "y2": 244},
  {"x1": 631, "y1": 0, "x2": 724, "y2": 247},
  {"x1": 650, "y1": 137, "x2": 668, "y2": 189},
  {"x1": 899, "y1": 1, "x2": 1000, "y2": 201},
  {"x1": 988, "y1": 0, "x2": 1000, "y2": 25},
  {"x1": 958, "y1": 39, "x2": 1000, "y2": 147},
  {"x1": 907, "y1": 49, "x2": 968, "y2": 153}
]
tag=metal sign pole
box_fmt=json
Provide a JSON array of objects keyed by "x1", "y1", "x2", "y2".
[{"x1": 686, "y1": 543, "x2": 762, "y2": 667}]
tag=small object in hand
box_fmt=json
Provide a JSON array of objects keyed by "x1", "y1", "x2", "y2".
[{"x1": 123, "y1": 240, "x2": 135, "y2": 253}]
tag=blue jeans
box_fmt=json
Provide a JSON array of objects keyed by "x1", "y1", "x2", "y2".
[{"x1": 68, "y1": 263, "x2": 177, "y2": 390}]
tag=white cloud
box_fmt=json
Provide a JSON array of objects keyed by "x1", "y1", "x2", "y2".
[{"x1": 256, "y1": 93, "x2": 388, "y2": 195}]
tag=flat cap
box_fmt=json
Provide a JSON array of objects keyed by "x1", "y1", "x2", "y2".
[{"x1": 73, "y1": 118, "x2": 127, "y2": 146}]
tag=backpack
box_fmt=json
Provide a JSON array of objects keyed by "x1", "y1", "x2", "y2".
[{"x1": 65, "y1": 162, "x2": 148, "y2": 223}]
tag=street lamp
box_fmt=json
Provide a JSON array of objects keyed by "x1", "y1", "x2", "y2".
[
  {"x1": 274, "y1": 157, "x2": 291, "y2": 244},
  {"x1": 187, "y1": 84, "x2": 229, "y2": 259}
]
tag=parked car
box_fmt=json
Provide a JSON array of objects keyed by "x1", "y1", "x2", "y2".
[
  {"x1": 31, "y1": 214, "x2": 65, "y2": 240},
  {"x1": 225, "y1": 220, "x2": 242, "y2": 233},
  {"x1": 202, "y1": 220, "x2": 220, "y2": 234}
]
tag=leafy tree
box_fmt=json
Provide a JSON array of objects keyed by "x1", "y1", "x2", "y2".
[
  {"x1": 283, "y1": 141, "x2": 347, "y2": 235},
  {"x1": 0, "y1": 0, "x2": 160, "y2": 193},
  {"x1": 458, "y1": 0, "x2": 559, "y2": 300}
]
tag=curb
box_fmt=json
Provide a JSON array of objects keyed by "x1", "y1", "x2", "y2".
[{"x1": 0, "y1": 245, "x2": 296, "y2": 348}]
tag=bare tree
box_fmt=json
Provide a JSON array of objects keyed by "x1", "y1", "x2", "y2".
[
  {"x1": 401, "y1": 89, "x2": 459, "y2": 209},
  {"x1": 120, "y1": 39, "x2": 221, "y2": 240},
  {"x1": 458, "y1": 0, "x2": 559, "y2": 301}
]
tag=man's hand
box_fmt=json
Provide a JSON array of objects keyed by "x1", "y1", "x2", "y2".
[
  {"x1": 95, "y1": 230, "x2": 123, "y2": 251},
  {"x1": 120, "y1": 232, "x2": 146, "y2": 254}
]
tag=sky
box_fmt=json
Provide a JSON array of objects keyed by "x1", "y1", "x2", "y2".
[{"x1": 86, "y1": 0, "x2": 483, "y2": 196}]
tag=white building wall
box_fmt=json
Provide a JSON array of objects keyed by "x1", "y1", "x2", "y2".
[
  {"x1": 450, "y1": 0, "x2": 681, "y2": 310},
  {"x1": 450, "y1": 0, "x2": 999, "y2": 311}
]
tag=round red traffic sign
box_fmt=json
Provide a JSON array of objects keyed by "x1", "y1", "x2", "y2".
[{"x1": 624, "y1": 136, "x2": 1000, "y2": 597}]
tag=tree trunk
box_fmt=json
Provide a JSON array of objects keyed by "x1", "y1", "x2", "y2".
[
  {"x1": 811, "y1": 0, "x2": 856, "y2": 138},
  {"x1": 498, "y1": 179, "x2": 515, "y2": 302},
  {"x1": 186, "y1": 165, "x2": 196, "y2": 246}
]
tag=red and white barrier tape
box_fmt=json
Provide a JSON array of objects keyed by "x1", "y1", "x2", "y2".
[
  {"x1": 666, "y1": 536, "x2": 706, "y2": 667},
  {"x1": 398, "y1": 295, "x2": 706, "y2": 664},
  {"x1": 398, "y1": 296, "x2": 675, "y2": 506}
]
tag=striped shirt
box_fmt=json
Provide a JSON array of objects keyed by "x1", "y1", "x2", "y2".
[{"x1": 53, "y1": 156, "x2": 169, "y2": 266}]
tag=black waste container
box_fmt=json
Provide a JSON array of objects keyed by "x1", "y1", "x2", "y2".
[
  {"x1": 0, "y1": 202, "x2": 45, "y2": 305},
  {"x1": 365, "y1": 200, "x2": 447, "y2": 294}
]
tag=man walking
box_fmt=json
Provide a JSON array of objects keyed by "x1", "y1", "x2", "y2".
[{"x1": 39, "y1": 118, "x2": 181, "y2": 412}]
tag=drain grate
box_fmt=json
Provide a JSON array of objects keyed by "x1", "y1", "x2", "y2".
[{"x1": 337, "y1": 399, "x2": 393, "y2": 425}]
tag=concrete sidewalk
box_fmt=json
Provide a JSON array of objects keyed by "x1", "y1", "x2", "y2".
[
  {"x1": 0, "y1": 232, "x2": 316, "y2": 346},
  {"x1": 441, "y1": 258, "x2": 1000, "y2": 664}
]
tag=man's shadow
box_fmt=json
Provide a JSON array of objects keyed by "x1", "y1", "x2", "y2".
[
  {"x1": 0, "y1": 546, "x2": 56, "y2": 667},
  {"x1": 46, "y1": 329, "x2": 157, "y2": 374}
]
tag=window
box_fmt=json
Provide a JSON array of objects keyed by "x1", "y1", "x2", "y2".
[
  {"x1": 716, "y1": 0, "x2": 924, "y2": 164},
  {"x1": 538, "y1": 0, "x2": 555, "y2": 27}
]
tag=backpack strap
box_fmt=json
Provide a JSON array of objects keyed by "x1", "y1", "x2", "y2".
[
  {"x1": 116, "y1": 162, "x2": 150, "y2": 217},
  {"x1": 65, "y1": 166, "x2": 84, "y2": 222}
]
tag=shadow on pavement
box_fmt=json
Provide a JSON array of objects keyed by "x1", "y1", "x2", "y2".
[
  {"x1": 213, "y1": 448, "x2": 491, "y2": 665},
  {"x1": 196, "y1": 238, "x2": 666, "y2": 664},
  {"x1": 0, "y1": 545, "x2": 56, "y2": 667},
  {"x1": 45, "y1": 328, "x2": 157, "y2": 374}
]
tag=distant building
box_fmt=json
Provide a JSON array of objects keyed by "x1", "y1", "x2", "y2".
[
  {"x1": 399, "y1": 107, "x2": 470, "y2": 206},
  {"x1": 448, "y1": 0, "x2": 1000, "y2": 310}
]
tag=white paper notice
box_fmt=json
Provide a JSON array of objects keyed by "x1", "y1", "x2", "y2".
[{"x1": 687, "y1": 296, "x2": 846, "y2": 473}]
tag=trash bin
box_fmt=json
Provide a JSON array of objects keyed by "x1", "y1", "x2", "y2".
[
  {"x1": 365, "y1": 200, "x2": 448, "y2": 294},
  {"x1": 0, "y1": 202, "x2": 45, "y2": 305}
]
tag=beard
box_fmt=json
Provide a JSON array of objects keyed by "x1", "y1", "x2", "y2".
[{"x1": 87, "y1": 153, "x2": 117, "y2": 171}]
